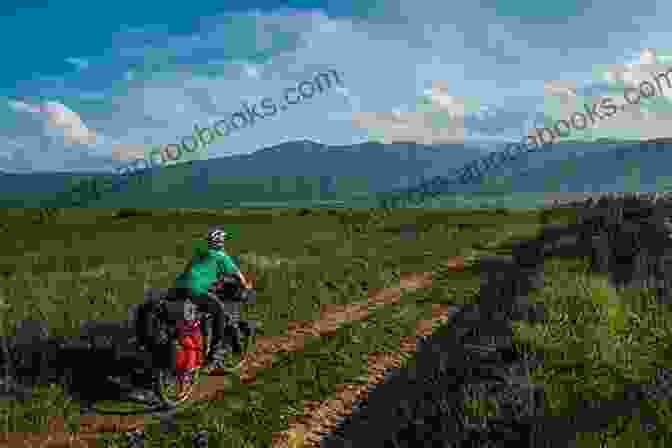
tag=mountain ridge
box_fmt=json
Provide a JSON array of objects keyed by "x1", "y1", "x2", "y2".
[
  {"x1": 3, "y1": 137, "x2": 670, "y2": 208},
  {"x1": 0, "y1": 139, "x2": 488, "y2": 207},
  {"x1": 391, "y1": 137, "x2": 672, "y2": 203}
]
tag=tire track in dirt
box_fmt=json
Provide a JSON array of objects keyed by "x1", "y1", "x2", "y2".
[
  {"x1": 0, "y1": 258, "x2": 467, "y2": 448},
  {"x1": 271, "y1": 303, "x2": 463, "y2": 448}
]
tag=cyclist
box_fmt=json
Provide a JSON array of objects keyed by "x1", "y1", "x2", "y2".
[
  {"x1": 171, "y1": 227, "x2": 252, "y2": 370},
  {"x1": 129, "y1": 227, "x2": 251, "y2": 402}
]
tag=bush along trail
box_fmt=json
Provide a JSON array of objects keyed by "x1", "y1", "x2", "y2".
[{"x1": 0, "y1": 262, "x2": 461, "y2": 448}]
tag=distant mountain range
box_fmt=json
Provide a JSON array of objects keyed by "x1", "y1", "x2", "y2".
[
  {"x1": 2, "y1": 138, "x2": 671, "y2": 208},
  {"x1": 498, "y1": 137, "x2": 672, "y2": 193},
  {"x1": 0, "y1": 139, "x2": 488, "y2": 207},
  {"x1": 389, "y1": 137, "x2": 672, "y2": 205}
]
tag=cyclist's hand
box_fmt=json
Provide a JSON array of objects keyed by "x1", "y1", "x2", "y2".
[{"x1": 239, "y1": 275, "x2": 252, "y2": 289}]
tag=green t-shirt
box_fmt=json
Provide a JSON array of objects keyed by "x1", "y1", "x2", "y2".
[{"x1": 174, "y1": 247, "x2": 240, "y2": 296}]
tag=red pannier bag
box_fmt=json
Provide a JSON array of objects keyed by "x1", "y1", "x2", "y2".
[{"x1": 174, "y1": 319, "x2": 204, "y2": 374}]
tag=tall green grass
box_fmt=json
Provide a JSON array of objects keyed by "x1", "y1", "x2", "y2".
[
  {"x1": 0, "y1": 207, "x2": 539, "y2": 437},
  {"x1": 511, "y1": 257, "x2": 672, "y2": 446}
]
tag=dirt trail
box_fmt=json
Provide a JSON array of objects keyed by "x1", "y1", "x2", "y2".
[
  {"x1": 271, "y1": 303, "x2": 463, "y2": 448},
  {"x1": 0, "y1": 258, "x2": 466, "y2": 448}
]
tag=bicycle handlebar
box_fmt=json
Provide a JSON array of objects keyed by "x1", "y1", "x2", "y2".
[{"x1": 209, "y1": 281, "x2": 256, "y2": 304}]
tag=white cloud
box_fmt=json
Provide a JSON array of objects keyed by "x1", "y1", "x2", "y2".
[
  {"x1": 8, "y1": 97, "x2": 159, "y2": 164},
  {"x1": 536, "y1": 48, "x2": 672, "y2": 142},
  {"x1": 109, "y1": 142, "x2": 150, "y2": 161},
  {"x1": 352, "y1": 109, "x2": 466, "y2": 144},
  {"x1": 17, "y1": 3, "x2": 672, "y2": 171},
  {"x1": 9, "y1": 9, "x2": 480, "y2": 165},
  {"x1": 352, "y1": 80, "x2": 471, "y2": 144},
  {"x1": 543, "y1": 80, "x2": 577, "y2": 102},
  {"x1": 422, "y1": 80, "x2": 467, "y2": 115},
  {"x1": 38, "y1": 101, "x2": 98, "y2": 145},
  {"x1": 10, "y1": 100, "x2": 99, "y2": 147}
]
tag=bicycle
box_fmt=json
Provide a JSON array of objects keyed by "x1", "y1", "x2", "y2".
[{"x1": 90, "y1": 274, "x2": 257, "y2": 414}]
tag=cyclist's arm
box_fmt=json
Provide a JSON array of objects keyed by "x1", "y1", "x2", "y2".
[
  {"x1": 236, "y1": 271, "x2": 251, "y2": 289},
  {"x1": 218, "y1": 254, "x2": 251, "y2": 288}
]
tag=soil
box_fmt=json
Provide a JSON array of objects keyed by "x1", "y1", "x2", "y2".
[{"x1": 271, "y1": 303, "x2": 464, "y2": 448}]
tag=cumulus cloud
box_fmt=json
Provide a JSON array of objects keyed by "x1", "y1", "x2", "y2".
[
  {"x1": 534, "y1": 48, "x2": 672, "y2": 142},
  {"x1": 9, "y1": 1, "x2": 672, "y2": 173},
  {"x1": 352, "y1": 80, "x2": 472, "y2": 144},
  {"x1": 108, "y1": 142, "x2": 150, "y2": 161},
  {"x1": 9, "y1": 100, "x2": 99, "y2": 145},
  {"x1": 6, "y1": 7, "x2": 491, "y2": 167},
  {"x1": 7, "y1": 98, "x2": 152, "y2": 163},
  {"x1": 38, "y1": 101, "x2": 98, "y2": 145},
  {"x1": 543, "y1": 80, "x2": 578, "y2": 103}
]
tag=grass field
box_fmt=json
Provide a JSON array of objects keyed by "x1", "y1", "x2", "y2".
[
  {"x1": 1, "y1": 206, "x2": 670, "y2": 446},
  {"x1": 510, "y1": 257, "x2": 672, "y2": 446}
]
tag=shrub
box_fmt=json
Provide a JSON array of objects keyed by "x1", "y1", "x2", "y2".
[
  {"x1": 31, "y1": 208, "x2": 63, "y2": 224},
  {"x1": 114, "y1": 208, "x2": 153, "y2": 219}
]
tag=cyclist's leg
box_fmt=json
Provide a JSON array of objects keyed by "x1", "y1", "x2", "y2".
[
  {"x1": 219, "y1": 296, "x2": 243, "y2": 354},
  {"x1": 190, "y1": 293, "x2": 229, "y2": 356}
]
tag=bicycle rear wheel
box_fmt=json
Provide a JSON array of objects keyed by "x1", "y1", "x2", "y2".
[
  {"x1": 154, "y1": 368, "x2": 200, "y2": 406},
  {"x1": 155, "y1": 316, "x2": 211, "y2": 406},
  {"x1": 91, "y1": 347, "x2": 200, "y2": 412}
]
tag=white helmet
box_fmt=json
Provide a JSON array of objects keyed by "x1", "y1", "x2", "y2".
[{"x1": 207, "y1": 228, "x2": 232, "y2": 249}]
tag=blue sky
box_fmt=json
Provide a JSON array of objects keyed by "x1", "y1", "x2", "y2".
[{"x1": 3, "y1": 0, "x2": 672, "y2": 172}]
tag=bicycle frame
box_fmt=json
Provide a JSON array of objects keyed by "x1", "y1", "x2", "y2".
[{"x1": 142, "y1": 285, "x2": 253, "y2": 367}]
